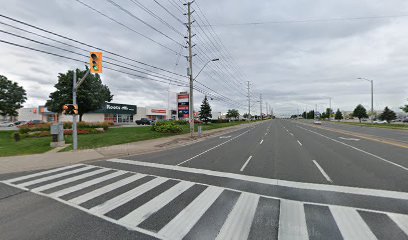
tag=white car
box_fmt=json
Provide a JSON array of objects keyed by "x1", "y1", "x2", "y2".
[
  {"x1": 373, "y1": 120, "x2": 387, "y2": 124},
  {"x1": 0, "y1": 122, "x2": 15, "y2": 127},
  {"x1": 313, "y1": 120, "x2": 322, "y2": 125}
]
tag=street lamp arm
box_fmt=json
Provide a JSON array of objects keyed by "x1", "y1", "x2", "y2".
[{"x1": 193, "y1": 58, "x2": 219, "y2": 81}]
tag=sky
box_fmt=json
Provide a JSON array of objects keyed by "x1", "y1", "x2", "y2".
[{"x1": 0, "y1": 0, "x2": 407, "y2": 116}]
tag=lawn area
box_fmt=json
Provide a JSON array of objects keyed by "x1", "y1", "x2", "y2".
[
  {"x1": 0, "y1": 131, "x2": 52, "y2": 157},
  {"x1": 0, "y1": 120, "x2": 258, "y2": 156},
  {"x1": 331, "y1": 121, "x2": 408, "y2": 130}
]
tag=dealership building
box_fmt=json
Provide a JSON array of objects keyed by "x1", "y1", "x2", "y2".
[{"x1": 18, "y1": 102, "x2": 177, "y2": 124}]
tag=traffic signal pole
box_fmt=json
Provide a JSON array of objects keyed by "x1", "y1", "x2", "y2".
[{"x1": 72, "y1": 69, "x2": 90, "y2": 151}]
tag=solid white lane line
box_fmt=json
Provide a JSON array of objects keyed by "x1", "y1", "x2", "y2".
[
  {"x1": 389, "y1": 213, "x2": 408, "y2": 236},
  {"x1": 158, "y1": 186, "x2": 224, "y2": 240},
  {"x1": 108, "y1": 159, "x2": 408, "y2": 200},
  {"x1": 240, "y1": 156, "x2": 253, "y2": 172},
  {"x1": 216, "y1": 193, "x2": 259, "y2": 240},
  {"x1": 50, "y1": 171, "x2": 127, "y2": 198},
  {"x1": 297, "y1": 140, "x2": 302, "y2": 146},
  {"x1": 260, "y1": 139, "x2": 264, "y2": 145},
  {"x1": 118, "y1": 181, "x2": 195, "y2": 226},
  {"x1": 330, "y1": 205, "x2": 377, "y2": 240},
  {"x1": 312, "y1": 160, "x2": 333, "y2": 183},
  {"x1": 18, "y1": 166, "x2": 95, "y2": 187},
  {"x1": 278, "y1": 200, "x2": 309, "y2": 240},
  {"x1": 177, "y1": 129, "x2": 251, "y2": 166},
  {"x1": 89, "y1": 177, "x2": 167, "y2": 215},
  {"x1": 4, "y1": 164, "x2": 84, "y2": 183},
  {"x1": 69, "y1": 174, "x2": 146, "y2": 205},
  {"x1": 297, "y1": 125, "x2": 408, "y2": 172},
  {"x1": 31, "y1": 168, "x2": 111, "y2": 192}
]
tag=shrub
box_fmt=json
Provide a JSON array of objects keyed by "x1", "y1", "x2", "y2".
[
  {"x1": 210, "y1": 119, "x2": 229, "y2": 124},
  {"x1": 151, "y1": 122, "x2": 183, "y2": 133},
  {"x1": 64, "y1": 129, "x2": 91, "y2": 135},
  {"x1": 174, "y1": 120, "x2": 188, "y2": 125},
  {"x1": 64, "y1": 121, "x2": 112, "y2": 130}
]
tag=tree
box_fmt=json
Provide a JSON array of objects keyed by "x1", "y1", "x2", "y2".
[
  {"x1": 243, "y1": 113, "x2": 249, "y2": 119},
  {"x1": 46, "y1": 68, "x2": 113, "y2": 121},
  {"x1": 401, "y1": 99, "x2": 408, "y2": 113},
  {"x1": 379, "y1": 106, "x2": 396, "y2": 123},
  {"x1": 302, "y1": 111, "x2": 307, "y2": 119},
  {"x1": 334, "y1": 109, "x2": 343, "y2": 121},
  {"x1": 0, "y1": 75, "x2": 27, "y2": 119},
  {"x1": 353, "y1": 104, "x2": 368, "y2": 123},
  {"x1": 199, "y1": 96, "x2": 212, "y2": 123},
  {"x1": 306, "y1": 110, "x2": 315, "y2": 119},
  {"x1": 226, "y1": 109, "x2": 239, "y2": 120}
]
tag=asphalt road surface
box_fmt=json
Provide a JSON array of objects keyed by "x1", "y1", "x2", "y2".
[{"x1": 1, "y1": 119, "x2": 407, "y2": 239}]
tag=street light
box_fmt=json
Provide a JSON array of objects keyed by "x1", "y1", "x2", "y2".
[
  {"x1": 193, "y1": 58, "x2": 219, "y2": 81},
  {"x1": 190, "y1": 58, "x2": 219, "y2": 137},
  {"x1": 357, "y1": 77, "x2": 374, "y2": 123}
]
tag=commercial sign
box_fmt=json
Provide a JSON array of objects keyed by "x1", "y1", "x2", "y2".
[
  {"x1": 177, "y1": 92, "x2": 189, "y2": 119},
  {"x1": 151, "y1": 109, "x2": 167, "y2": 114},
  {"x1": 94, "y1": 102, "x2": 137, "y2": 114}
]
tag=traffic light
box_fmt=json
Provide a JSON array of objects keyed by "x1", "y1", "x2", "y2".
[
  {"x1": 62, "y1": 104, "x2": 79, "y2": 115},
  {"x1": 90, "y1": 52, "x2": 102, "y2": 74}
]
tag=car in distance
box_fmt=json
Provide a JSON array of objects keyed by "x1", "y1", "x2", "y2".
[
  {"x1": 0, "y1": 122, "x2": 15, "y2": 127},
  {"x1": 135, "y1": 118, "x2": 152, "y2": 125},
  {"x1": 313, "y1": 120, "x2": 322, "y2": 125},
  {"x1": 373, "y1": 120, "x2": 387, "y2": 124},
  {"x1": 403, "y1": 118, "x2": 408, "y2": 123}
]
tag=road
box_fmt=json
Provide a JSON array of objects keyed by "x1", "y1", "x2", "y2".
[{"x1": 0, "y1": 119, "x2": 407, "y2": 239}]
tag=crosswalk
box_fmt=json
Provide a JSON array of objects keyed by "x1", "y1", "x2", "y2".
[{"x1": 2, "y1": 163, "x2": 408, "y2": 240}]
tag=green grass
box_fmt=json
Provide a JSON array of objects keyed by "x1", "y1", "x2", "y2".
[
  {"x1": 331, "y1": 121, "x2": 408, "y2": 130},
  {"x1": 0, "y1": 131, "x2": 52, "y2": 157},
  {"x1": 0, "y1": 120, "x2": 259, "y2": 156}
]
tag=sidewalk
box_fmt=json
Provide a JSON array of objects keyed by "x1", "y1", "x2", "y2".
[{"x1": 0, "y1": 122, "x2": 259, "y2": 174}]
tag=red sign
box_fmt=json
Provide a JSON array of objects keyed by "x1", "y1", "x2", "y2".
[
  {"x1": 151, "y1": 109, "x2": 166, "y2": 114},
  {"x1": 178, "y1": 106, "x2": 189, "y2": 110},
  {"x1": 178, "y1": 95, "x2": 189, "y2": 99}
]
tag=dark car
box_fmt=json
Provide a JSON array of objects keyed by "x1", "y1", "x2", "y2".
[
  {"x1": 135, "y1": 118, "x2": 152, "y2": 125},
  {"x1": 403, "y1": 118, "x2": 408, "y2": 123},
  {"x1": 24, "y1": 120, "x2": 45, "y2": 126}
]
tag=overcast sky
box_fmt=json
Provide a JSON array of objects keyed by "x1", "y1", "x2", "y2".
[{"x1": 1, "y1": 0, "x2": 407, "y2": 116}]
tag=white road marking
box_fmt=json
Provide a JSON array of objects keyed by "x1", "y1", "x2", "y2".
[
  {"x1": 50, "y1": 171, "x2": 127, "y2": 198},
  {"x1": 297, "y1": 140, "x2": 302, "y2": 146},
  {"x1": 216, "y1": 193, "x2": 259, "y2": 240},
  {"x1": 158, "y1": 186, "x2": 224, "y2": 240},
  {"x1": 219, "y1": 136, "x2": 231, "y2": 139},
  {"x1": 118, "y1": 181, "x2": 195, "y2": 226},
  {"x1": 108, "y1": 159, "x2": 408, "y2": 200},
  {"x1": 240, "y1": 156, "x2": 253, "y2": 172},
  {"x1": 4, "y1": 164, "x2": 84, "y2": 184},
  {"x1": 68, "y1": 173, "x2": 146, "y2": 205},
  {"x1": 177, "y1": 129, "x2": 251, "y2": 166},
  {"x1": 31, "y1": 168, "x2": 111, "y2": 192},
  {"x1": 297, "y1": 125, "x2": 408, "y2": 172},
  {"x1": 260, "y1": 139, "x2": 264, "y2": 145},
  {"x1": 330, "y1": 205, "x2": 377, "y2": 240},
  {"x1": 389, "y1": 213, "x2": 408, "y2": 236},
  {"x1": 278, "y1": 200, "x2": 309, "y2": 240},
  {"x1": 18, "y1": 166, "x2": 95, "y2": 188},
  {"x1": 312, "y1": 160, "x2": 333, "y2": 183},
  {"x1": 89, "y1": 177, "x2": 167, "y2": 215},
  {"x1": 339, "y1": 137, "x2": 360, "y2": 141},
  {"x1": 289, "y1": 133, "x2": 294, "y2": 136}
]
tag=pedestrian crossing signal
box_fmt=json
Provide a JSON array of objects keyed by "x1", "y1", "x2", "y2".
[
  {"x1": 62, "y1": 104, "x2": 79, "y2": 115},
  {"x1": 90, "y1": 52, "x2": 102, "y2": 74}
]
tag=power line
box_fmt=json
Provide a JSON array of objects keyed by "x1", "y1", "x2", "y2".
[
  {"x1": 200, "y1": 14, "x2": 408, "y2": 27},
  {"x1": 0, "y1": 14, "x2": 185, "y2": 77},
  {"x1": 73, "y1": 0, "x2": 181, "y2": 54}
]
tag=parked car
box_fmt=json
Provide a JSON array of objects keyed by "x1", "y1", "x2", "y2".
[
  {"x1": 313, "y1": 120, "x2": 322, "y2": 125},
  {"x1": 373, "y1": 120, "x2": 387, "y2": 124},
  {"x1": 402, "y1": 118, "x2": 408, "y2": 123},
  {"x1": 13, "y1": 121, "x2": 26, "y2": 126},
  {"x1": 23, "y1": 120, "x2": 45, "y2": 126},
  {"x1": 135, "y1": 118, "x2": 152, "y2": 125},
  {"x1": 0, "y1": 122, "x2": 14, "y2": 127}
]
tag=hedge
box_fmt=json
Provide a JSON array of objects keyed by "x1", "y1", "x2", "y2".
[{"x1": 151, "y1": 122, "x2": 183, "y2": 133}]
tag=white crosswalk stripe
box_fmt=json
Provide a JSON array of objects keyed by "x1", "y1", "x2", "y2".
[
  {"x1": 2, "y1": 163, "x2": 408, "y2": 240},
  {"x1": 330, "y1": 205, "x2": 377, "y2": 240}
]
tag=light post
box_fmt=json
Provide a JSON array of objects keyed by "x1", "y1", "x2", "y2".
[
  {"x1": 190, "y1": 58, "x2": 219, "y2": 137},
  {"x1": 357, "y1": 77, "x2": 374, "y2": 123}
]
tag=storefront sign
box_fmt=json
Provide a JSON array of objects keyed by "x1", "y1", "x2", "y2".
[
  {"x1": 94, "y1": 103, "x2": 137, "y2": 114},
  {"x1": 151, "y1": 109, "x2": 166, "y2": 114}
]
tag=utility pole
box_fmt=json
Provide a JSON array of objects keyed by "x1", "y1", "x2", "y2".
[
  {"x1": 329, "y1": 97, "x2": 332, "y2": 121},
  {"x1": 186, "y1": 1, "x2": 194, "y2": 137},
  {"x1": 370, "y1": 81, "x2": 374, "y2": 123},
  {"x1": 260, "y1": 93, "x2": 263, "y2": 120},
  {"x1": 246, "y1": 81, "x2": 251, "y2": 120}
]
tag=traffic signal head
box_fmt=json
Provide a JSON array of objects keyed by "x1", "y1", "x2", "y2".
[
  {"x1": 62, "y1": 104, "x2": 79, "y2": 115},
  {"x1": 90, "y1": 52, "x2": 102, "y2": 74}
]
